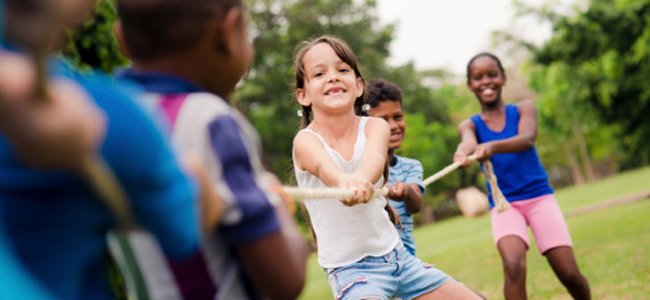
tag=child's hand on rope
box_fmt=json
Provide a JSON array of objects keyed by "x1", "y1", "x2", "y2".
[
  {"x1": 474, "y1": 142, "x2": 495, "y2": 162},
  {"x1": 263, "y1": 172, "x2": 297, "y2": 214},
  {"x1": 0, "y1": 52, "x2": 106, "y2": 171},
  {"x1": 387, "y1": 183, "x2": 408, "y2": 201},
  {"x1": 453, "y1": 151, "x2": 473, "y2": 168},
  {"x1": 337, "y1": 176, "x2": 373, "y2": 207}
]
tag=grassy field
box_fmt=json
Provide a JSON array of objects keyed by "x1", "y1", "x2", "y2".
[{"x1": 298, "y1": 166, "x2": 650, "y2": 299}]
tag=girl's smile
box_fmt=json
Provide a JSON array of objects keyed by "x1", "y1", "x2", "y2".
[
  {"x1": 296, "y1": 43, "x2": 363, "y2": 114},
  {"x1": 467, "y1": 56, "x2": 506, "y2": 106}
]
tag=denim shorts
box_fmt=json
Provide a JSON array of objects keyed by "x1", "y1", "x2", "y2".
[{"x1": 324, "y1": 243, "x2": 450, "y2": 300}]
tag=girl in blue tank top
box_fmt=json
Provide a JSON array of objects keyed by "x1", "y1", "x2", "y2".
[{"x1": 454, "y1": 52, "x2": 591, "y2": 299}]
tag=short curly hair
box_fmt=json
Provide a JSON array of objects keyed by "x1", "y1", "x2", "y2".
[{"x1": 363, "y1": 79, "x2": 403, "y2": 109}]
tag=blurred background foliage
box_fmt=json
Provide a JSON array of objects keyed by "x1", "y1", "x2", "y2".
[{"x1": 64, "y1": 0, "x2": 650, "y2": 224}]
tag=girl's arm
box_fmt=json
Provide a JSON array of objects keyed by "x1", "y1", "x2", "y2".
[
  {"x1": 454, "y1": 118, "x2": 478, "y2": 166},
  {"x1": 356, "y1": 117, "x2": 390, "y2": 184},
  {"x1": 292, "y1": 117, "x2": 389, "y2": 206},
  {"x1": 474, "y1": 100, "x2": 537, "y2": 160},
  {"x1": 293, "y1": 131, "x2": 347, "y2": 187}
]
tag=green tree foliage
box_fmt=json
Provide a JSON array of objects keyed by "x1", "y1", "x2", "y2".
[
  {"x1": 530, "y1": 0, "x2": 650, "y2": 169},
  {"x1": 239, "y1": 0, "x2": 451, "y2": 183},
  {"x1": 62, "y1": 0, "x2": 126, "y2": 72}
]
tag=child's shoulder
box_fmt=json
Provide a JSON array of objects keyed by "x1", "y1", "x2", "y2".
[
  {"x1": 514, "y1": 99, "x2": 535, "y2": 112},
  {"x1": 364, "y1": 115, "x2": 390, "y2": 132}
]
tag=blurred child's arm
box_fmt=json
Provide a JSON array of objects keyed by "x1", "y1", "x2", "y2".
[
  {"x1": 387, "y1": 182, "x2": 422, "y2": 213},
  {"x1": 474, "y1": 100, "x2": 537, "y2": 160},
  {"x1": 454, "y1": 118, "x2": 478, "y2": 166},
  {"x1": 0, "y1": 52, "x2": 106, "y2": 171},
  {"x1": 209, "y1": 116, "x2": 307, "y2": 299},
  {"x1": 180, "y1": 155, "x2": 224, "y2": 232}
]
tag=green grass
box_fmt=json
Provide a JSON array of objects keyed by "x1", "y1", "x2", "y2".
[{"x1": 297, "y1": 166, "x2": 650, "y2": 299}]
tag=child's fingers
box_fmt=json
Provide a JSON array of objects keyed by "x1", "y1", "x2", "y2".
[{"x1": 453, "y1": 153, "x2": 472, "y2": 167}]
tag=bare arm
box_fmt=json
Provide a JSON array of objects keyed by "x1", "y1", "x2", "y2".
[
  {"x1": 0, "y1": 52, "x2": 105, "y2": 171},
  {"x1": 293, "y1": 118, "x2": 390, "y2": 205},
  {"x1": 357, "y1": 117, "x2": 390, "y2": 184},
  {"x1": 454, "y1": 118, "x2": 478, "y2": 166},
  {"x1": 293, "y1": 131, "x2": 347, "y2": 186},
  {"x1": 474, "y1": 100, "x2": 537, "y2": 160},
  {"x1": 235, "y1": 201, "x2": 308, "y2": 300}
]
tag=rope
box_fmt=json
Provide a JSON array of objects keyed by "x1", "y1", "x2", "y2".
[
  {"x1": 284, "y1": 153, "x2": 511, "y2": 213},
  {"x1": 281, "y1": 186, "x2": 389, "y2": 200},
  {"x1": 82, "y1": 155, "x2": 136, "y2": 230}
]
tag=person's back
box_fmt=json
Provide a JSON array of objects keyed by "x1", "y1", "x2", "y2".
[
  {"x1": 0, "y1": 1, "x2": 203, "y2": 298},
  {"x1": 114, "y1": 0, "x2": 308, "y2": 298},
  {"x1": 0, "y1": 50, "x2": 58, "y2": 300},
  {"x1": 0, "y1": 59, "x2": 202, "y2": 300}
]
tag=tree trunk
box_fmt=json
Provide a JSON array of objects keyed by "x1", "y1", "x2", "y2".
[
  {"x1": 573, "y1": 123, "x2": 597, "y2": 181},
  {"x1": 565, "y1": 145, "x2": 585, "y2": 186}
]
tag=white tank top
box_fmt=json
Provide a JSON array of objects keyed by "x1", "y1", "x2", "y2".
[{"x1": 293, "y1": 117, "x2": 399, "y2": 268}]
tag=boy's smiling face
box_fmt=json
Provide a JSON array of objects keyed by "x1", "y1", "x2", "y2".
[{"x1": 368, "y1": 100, "x2": 405, "y2": 150}]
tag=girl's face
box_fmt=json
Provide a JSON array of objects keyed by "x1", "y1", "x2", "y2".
[
  {"x1": 296, "y1": 43, "x2": 363, "y2": 116},
  {"x1": 467, "y1": 56, "x2": 506, "y2": 105}
]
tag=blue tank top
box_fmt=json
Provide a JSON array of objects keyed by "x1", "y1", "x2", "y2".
[{"x1": 471, "y1": 104, "x2": 553, "y2": 207}]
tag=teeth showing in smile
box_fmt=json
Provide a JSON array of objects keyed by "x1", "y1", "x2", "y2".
[
  {"x1": 325, "y1": 87, "x2": 344, "y2": 95},
  {"x1": 481, "y1": 88, "x2": 495, "y2": 96}
]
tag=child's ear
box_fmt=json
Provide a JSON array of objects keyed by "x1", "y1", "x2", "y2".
[
  {"x1": 355, "y1": 78, "x2": 365, "y2": 98},
  {"x1": 295, "y1": 88, "x2": 310, "y2": 106},
  {"x1": 113, "y1": 21, "x2": 132, "y2": 60},
  {"x1": 217, "y1": 7, "x2": 245, "y2": 55}
]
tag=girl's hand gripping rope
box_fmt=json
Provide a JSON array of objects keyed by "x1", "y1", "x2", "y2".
[{"x1": 335, "y1": 175, "x2": 374, "y2": 206}]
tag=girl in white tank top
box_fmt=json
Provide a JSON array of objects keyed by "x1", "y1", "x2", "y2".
[
  {"x1": 294, "y1": 117, "x2": 399, "y2": 268},
  {"x1": 291, "y1": 36, "x2": 482, "y2": 299}
]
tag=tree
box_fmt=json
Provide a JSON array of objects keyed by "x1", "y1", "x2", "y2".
[
  {"x1": 529, "y1": 0, "x2": 650, "y2": 170},
  {"x1": 239, "y1": 0, "x2": 451, "y2": 183},
  {"x1": 62, "y1": 0, "x2": 126, "y2": 72}
]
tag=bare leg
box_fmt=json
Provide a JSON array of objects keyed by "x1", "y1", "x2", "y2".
[
  {"x1": 497, "y1": 235, "x2": 528, "y2": 300},
  {"x1": 545, "y1": 246, "x2": 591, "y2": 300},
  {"x1": 414, "y1": 279, "x2": 482, "y2": 300}
]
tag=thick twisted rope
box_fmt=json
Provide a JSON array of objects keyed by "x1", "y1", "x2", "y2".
[{"x1": 283, "y1": 154, "x2": 511, "y2": 212}]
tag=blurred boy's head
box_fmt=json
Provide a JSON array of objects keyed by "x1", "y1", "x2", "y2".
[
  {"x1": 4, "y1": 0, "x2": 97, "y2": 48},
  {"x1": 115, "y1": 0, "x2": 252, "y2": 98},
  {"x1": 363, "y1": 79, "x2": 405, "y2": 150}
]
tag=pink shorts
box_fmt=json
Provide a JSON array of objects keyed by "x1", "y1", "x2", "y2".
[{"x1": 491, "y1": 194, "x2": 573, "y2": 254}]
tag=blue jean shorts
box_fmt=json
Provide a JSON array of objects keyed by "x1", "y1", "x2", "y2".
[{"x1": 324, "y1": 243, "x2": 450, "y2": 300}]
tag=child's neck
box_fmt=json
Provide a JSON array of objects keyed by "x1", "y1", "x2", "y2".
[
  {"x1": 310, "y1": 112, "x2": 360, "y2": 155},
  {"x1": 311, "y1": 112, "x2": 358, "y2": 135},
  {"x1": 480, "y1": 99, "x2": 504, "y2": 115},
  {"x1": 133, "y1": 58, "x2": 231, "y2": 99}
]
